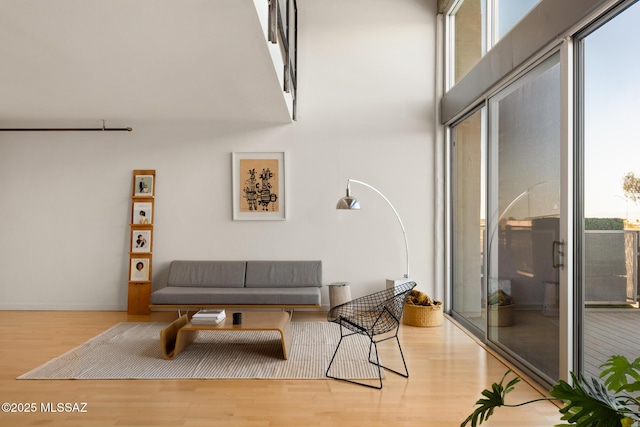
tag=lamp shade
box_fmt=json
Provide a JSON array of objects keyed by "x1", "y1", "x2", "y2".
[{"x1": 336, "y1": 194, "x2": 360, "y2": 210}]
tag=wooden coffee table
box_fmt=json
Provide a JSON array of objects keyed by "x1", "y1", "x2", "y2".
[{"x1": 160, "y1": 311, "x2": 292, "y2": 360}]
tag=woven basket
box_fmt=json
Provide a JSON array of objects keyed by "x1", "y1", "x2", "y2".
[
  {"x1": 488, "y1": 303, "x2": 515, "y2": 327},
  {"x1": 403, "y1": 303, "x2": 443, "y2": 327}
]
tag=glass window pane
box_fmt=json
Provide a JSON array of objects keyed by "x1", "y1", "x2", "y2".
[
  {"x1": 451, "y1": 107, "x2": 486, "y2": 334},
  {"x1": 581, "y1": 0, "x2": 640, "y2": 379},
  {"x1": 452, "y1": 0, "x2": 486, "y2": 84},
  {"x1": 495, "y1": 0, "x2": 540, "y2": 40}
]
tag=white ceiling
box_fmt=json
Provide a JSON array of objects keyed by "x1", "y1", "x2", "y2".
[{"x1": 0, "y1": 0, "x2": 292, "y2": 125}]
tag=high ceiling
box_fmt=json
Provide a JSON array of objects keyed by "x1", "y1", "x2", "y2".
[{"x1": 0, "y1": 0, "x2": 292, "y2": 125}]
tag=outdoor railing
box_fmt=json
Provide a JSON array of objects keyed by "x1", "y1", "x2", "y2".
[{"x1": 584, "y1": 230, "x2": 638, "y2": 305}]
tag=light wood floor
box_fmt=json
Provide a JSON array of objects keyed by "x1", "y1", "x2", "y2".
[{"x1": 0, "y1": 310, "x2": 562, "y2": 427}]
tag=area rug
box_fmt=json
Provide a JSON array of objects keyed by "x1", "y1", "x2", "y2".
[{"x1": 18, "y1": 321, "x2": 383, "y2": 380}]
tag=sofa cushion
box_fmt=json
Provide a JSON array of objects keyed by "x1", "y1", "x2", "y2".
[
  {"x1": 244, "y1": 260, "x2": 322, "y2": 288},
  {"x1": 150, "y1": 286, "x2": 321, "y2": 306},
  {"x1": 167, "y1": 260, "x2": 246, "y2": 288}
]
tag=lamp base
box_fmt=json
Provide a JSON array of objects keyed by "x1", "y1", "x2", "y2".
[{"x1": 386, "y1": 278, "x2": 411, "y2": 289}]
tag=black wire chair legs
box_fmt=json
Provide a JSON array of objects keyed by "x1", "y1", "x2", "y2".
[
  {"x1": 369, "y1": 334, "x2": 409, "y2": 379},
  {"x1": 325, "y1": 322, "x2": 409, "y2": 389}
]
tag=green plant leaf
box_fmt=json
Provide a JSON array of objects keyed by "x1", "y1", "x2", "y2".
[
  {"x1": 550, "y1": 373, "x2": 626, "y2": 427},
  {"x1": 462, "y1": 354, "x2": 640, "y2": 427},
  {"x1": 461, "y1": 371, "x2": 522, "y2": 427},
  {"x1": 600, "y1": 356, "x2": 640, "y2": 393}
]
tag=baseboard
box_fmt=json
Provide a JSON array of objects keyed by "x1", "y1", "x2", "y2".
[{"x1": 0, "y1": 303, "x2": 126, "y2": 311}]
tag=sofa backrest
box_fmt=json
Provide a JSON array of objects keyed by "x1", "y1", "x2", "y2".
[
  {"x1": 245, "y1": 260, "x2": 322, "y2": 288},
  {"x1": 167, "y1": 260, "x2": 246, "y2": 288}
]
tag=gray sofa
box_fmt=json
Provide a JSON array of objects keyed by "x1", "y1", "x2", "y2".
[{"x1": 150, "y1": 260, "x2": 322, "y2": 309}]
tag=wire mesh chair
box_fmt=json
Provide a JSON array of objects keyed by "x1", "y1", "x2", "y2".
[{"x1": 325, "y1": 281, "x2": 416, "y2": 389}]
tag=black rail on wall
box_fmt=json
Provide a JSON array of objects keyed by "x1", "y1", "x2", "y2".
[{"x1": 269, "y1": 0, "x2": 297, "y2": 120}]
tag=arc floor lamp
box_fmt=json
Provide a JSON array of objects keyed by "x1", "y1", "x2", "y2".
[{"x1": 336, "y1": 179, "x2": 410, "y2": 282}]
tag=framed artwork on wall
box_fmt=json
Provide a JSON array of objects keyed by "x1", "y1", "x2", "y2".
[
  {"x1": 129, "y1": 256, "x2": 151, "y2": 282},
  {"x1": 130, "y1": 228, "x2": 152, "y2": 253},
  {"x1": 232, "y1": 152, "x2": 287, "y2": 220},
  {"x1": 132, "y1": 201, "x2": 153, "y2": 225},
  {"x1": 133, "y1": 171, "x2": 155, "y2": 197}
]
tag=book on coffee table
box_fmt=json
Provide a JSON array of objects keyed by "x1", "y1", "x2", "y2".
[{"x1": 191, "y1": 309, "x2": 226, "y2": 325}]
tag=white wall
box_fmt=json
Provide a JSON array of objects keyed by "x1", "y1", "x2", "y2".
[{"x1": 0, "y1": 0, "x2": 437, "y2": 310}]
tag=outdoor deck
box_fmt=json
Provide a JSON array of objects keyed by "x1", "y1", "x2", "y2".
[{"x1": 585, "y1": 308, "x2": 640, "y2": 378}]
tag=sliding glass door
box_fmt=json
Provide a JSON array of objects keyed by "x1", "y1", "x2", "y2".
[
  {"x1": 486, "y1": 54, "x2": 562, "y2": 382},
  {"x1": 577, "y1": 0, "x2": 640, "y2": 379},
  {"x1": 447, "y1": 0, "x2": 640, "y2": 391}
]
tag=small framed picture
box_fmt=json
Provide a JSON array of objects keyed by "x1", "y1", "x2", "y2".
[
  {"x1": 132, "y1": 170, "x2": 155, "y2": 197},
  {"x1": 232, "y1": 152, "x2": 286, "y2": 220},
  {"x1": 131, "y1": 228, "x2": 152, "y2": 253},
  {"x1": 130, "y1": 256, "x2": 151, "y2": 282},
  {"x1": 132, "y1": 202, "x2": 153, "y2": 225}
]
